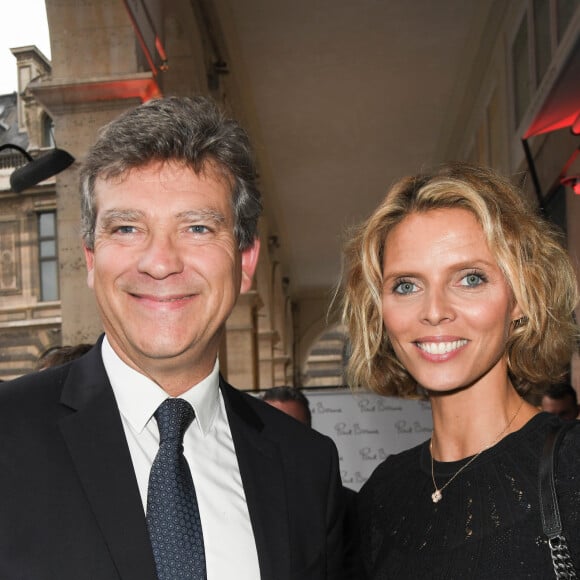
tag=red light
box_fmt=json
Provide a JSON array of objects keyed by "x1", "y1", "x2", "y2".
[
  {"x1": 561, "y1": 176, "x2": 580, "y2": 195},
  {"x1": 573, "y1": 112, "x2": 580, "y2": 136}
]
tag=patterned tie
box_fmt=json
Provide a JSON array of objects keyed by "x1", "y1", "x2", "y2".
[{"x1": 146, "y1": 398, "x2": 207, "y2": 580}]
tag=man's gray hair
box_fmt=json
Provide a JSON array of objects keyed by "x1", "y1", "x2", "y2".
[{"x1": 80, "y1": 96, "x2": 262, "y2": 250}]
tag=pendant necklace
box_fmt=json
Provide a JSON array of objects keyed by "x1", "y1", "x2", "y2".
[{"x1": 430, "y1": 398, "x2": 525, "y2": 503}]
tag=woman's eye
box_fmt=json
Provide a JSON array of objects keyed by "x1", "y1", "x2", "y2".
[
  {"x1": 460, "y1": 272, "x2": 486, "y2": 287},
  {"x1": 393, "y1": 280, "x2": 417, "y2": 295}
]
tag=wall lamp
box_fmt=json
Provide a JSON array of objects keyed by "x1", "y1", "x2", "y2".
[
  {"x1": 561, "y1": 175, "x2": 580, "y2": 195},
  {"x1": 0, "y1": 143, "x2": 75, "y2": 193}
]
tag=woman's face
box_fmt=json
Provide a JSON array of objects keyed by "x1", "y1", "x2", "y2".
[{"x1": 381, "y1": 208, "x2": 521, "y2": 394}]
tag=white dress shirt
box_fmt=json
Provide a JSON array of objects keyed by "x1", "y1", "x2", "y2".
[{"x1": 102, "y1": 336, "x2": 261, "y2": 579}]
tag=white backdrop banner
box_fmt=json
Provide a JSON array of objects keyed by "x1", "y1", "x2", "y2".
[{"x1": 304, "y1": 390, "x2": 433, "y2": 492}]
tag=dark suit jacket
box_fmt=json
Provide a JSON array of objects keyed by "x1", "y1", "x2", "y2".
[{"x1": 0, "y1": 341, "x2": 345, "y2": 580}]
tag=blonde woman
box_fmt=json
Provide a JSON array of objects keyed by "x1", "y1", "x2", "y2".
[{"x1": 342, "y1": 162, "x2": 579, "y2": 579}]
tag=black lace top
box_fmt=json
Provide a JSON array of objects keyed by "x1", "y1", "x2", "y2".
[{"x1": 357, "y1": 413, "x2": 580, "y2": 579}]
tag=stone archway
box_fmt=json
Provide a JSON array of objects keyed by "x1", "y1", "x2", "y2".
[{"x1": 301, "y1": 323, "x2": 348, "y2": 388}]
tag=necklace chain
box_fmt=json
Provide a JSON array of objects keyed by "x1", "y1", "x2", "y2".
[{"x1": 430, "y1": 398, "x2": 525, "y2": 503}]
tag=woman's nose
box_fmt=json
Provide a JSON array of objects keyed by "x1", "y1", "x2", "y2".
[{"x1": 420, "y1": 288, "x2": 455, "y2": 325}]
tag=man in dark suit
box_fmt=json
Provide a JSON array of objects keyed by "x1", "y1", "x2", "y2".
[
  {"x1": 262, "y1": 387, "x2": 358, "y2": 580},
  {"x1": 0, "y1": 97, "x2": 345, "y2": 579}
]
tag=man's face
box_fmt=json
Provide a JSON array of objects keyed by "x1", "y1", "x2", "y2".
[
  {"x1": 84, "y1": 160, "x2": 259, "y2": 390},
  {"x1": 541, "y1": 395, "x2": 578, "y2": 421}
]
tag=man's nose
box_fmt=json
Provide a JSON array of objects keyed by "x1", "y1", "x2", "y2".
[{"x1": 137, "y1": 233, "x2": 184, "y2": 279}]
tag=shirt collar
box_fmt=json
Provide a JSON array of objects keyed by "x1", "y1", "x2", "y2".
[{"x1": 101, "y1": 335, "x2": 221, "y2": 436}]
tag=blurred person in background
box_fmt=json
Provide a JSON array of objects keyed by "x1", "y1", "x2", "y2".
[
  {"x1": 541, "y1": 382, "x2": 579, "y2": 421},
  {"x1": 262, "y1": 386, "x2": 312, "y2": 426},
  {"x1": 36, "y1": 343, "x2": 94, "y2": 370}
]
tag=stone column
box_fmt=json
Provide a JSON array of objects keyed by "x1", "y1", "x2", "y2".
[
  {"x1": 225, "y1": 291, "x2": 260, "y2": 390},
  {"x1": 257, "y1": 329, "x2": 278, "y2": 388}
]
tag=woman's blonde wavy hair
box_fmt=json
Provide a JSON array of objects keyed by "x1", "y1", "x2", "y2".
[{"x1": 341, "y1": 162, "x2": 579, "y2": 397}]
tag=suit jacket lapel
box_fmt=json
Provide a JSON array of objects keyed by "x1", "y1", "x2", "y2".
[
  {"x1": 221, "y1": 380, "x2": 291, "y2": 580},
  {"x1": 59, "y1": 344, "x2": 158, "y2": 580}
]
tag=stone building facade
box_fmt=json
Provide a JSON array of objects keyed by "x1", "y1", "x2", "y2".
[{"x1": 0, "y1": 48, "x2": 63, "y2": 379}]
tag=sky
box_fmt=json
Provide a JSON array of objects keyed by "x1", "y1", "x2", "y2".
[{"x1": 0, "y1": 0, "x2": 51, "y2": 95}]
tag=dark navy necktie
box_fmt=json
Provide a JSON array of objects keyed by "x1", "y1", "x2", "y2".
[{"x1": 146, "y1": 398, "x2": 207, "y2": 580}]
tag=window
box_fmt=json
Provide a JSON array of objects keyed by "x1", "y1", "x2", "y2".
[
  {"x1": 38, "y1": 211, "x2": 59, "y2": 301},
  {"x1": 41, "y1": 114, "x2": 55, "y2": 148}
]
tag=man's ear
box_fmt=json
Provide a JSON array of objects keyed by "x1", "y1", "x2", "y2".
[
  {"x1": 240, "y1": 238, "x2": 260, "y2": 293},
  {"x1": 83, "y1": 243, "x2": 95, "y2": 289}
]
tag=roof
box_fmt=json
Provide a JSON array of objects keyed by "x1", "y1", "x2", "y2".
[{"x1": 0, "y1": 92, "x2": 28, "y2": 150}]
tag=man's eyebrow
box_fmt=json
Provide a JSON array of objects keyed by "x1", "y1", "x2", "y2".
[
  {"x1": 98, "y1": 208, "x2": 227, "y2": 226},
  {"x1": 177, "y1": 209, "x2": 226, "y2": 224},
  {"x1": 98, "y1": 209, "x2": 144, "y2": 228}
]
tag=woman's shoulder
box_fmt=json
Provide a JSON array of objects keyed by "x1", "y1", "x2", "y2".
[
  {"x1": 558, "y1": 416, "x2": 580, "y2": 439},
  {"x1": 500, "y1": 411, "x2": 574, "y2": 453},
  {"x1": 553, "y1": 417, "x2": 580, "y2": 472},
  {"x1": 527, "y1": 412, "x2": 580, "y2": 451},
  {"x1": 519, "y1": 412, "x2": 579, "y2": 488}
]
